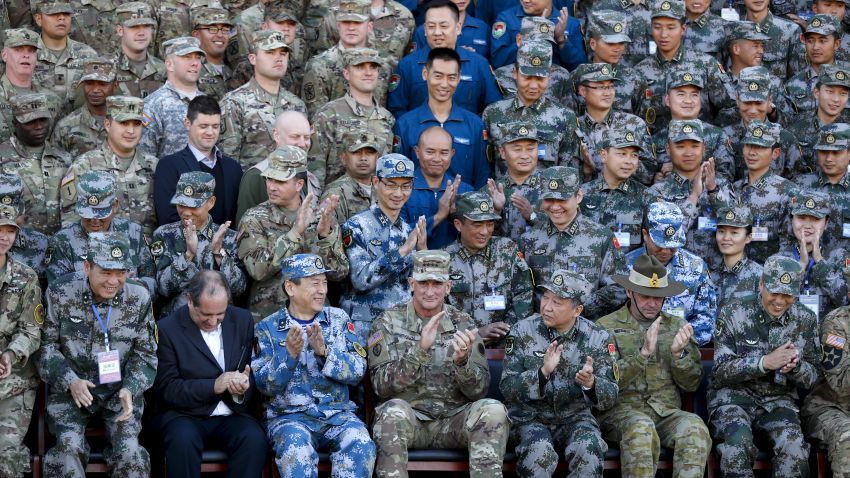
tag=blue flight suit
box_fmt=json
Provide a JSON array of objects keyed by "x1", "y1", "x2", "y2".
[
  {"x1": 475, "y1": 0, "x2": 573, "y2": 25},
  {"x1": 400, "y1": 169, "x2": 473, "y2": 250},
  {"x1": 393, "y1": 102, "x2": 490, "y2": 189},
  {"x1": 490, "y1": 6, "x2": 587, "y2": 70},
  {"x1": 413, "y1": 15, "x2": 492, "y2": 59}
]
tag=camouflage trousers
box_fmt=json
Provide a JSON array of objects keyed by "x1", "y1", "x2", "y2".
[
  {"x1": 0, "y1": 387, "x2": 36, "y2": 477},
  {"x1": 510, "y1": 412, "x2": 606, "y2": 478},
  {"x1": 43, "y1": 392, "x2": 149, "y2": 478},
  {"x1": 710, "y1": 404, "x2": 810, "y2": 478},
  {"x1": 372, "y1": 398, "x2": 510, "y2": 478},
  {"x1": 267, "y1": 411, "x2": 375, "y2": 478},
  {"x1": 802, "y1": 405, "x2": 850, "y2": 478},
  {"x1": 600, "y1": 406, "x2": 711, "y2": 478}
]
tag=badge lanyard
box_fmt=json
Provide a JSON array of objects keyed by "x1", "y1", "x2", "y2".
[{"x1": 92, "y1": 304, "x2": 113, "y2": 351}]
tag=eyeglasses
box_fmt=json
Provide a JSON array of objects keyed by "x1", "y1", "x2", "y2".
[
  {"x1": 197, "y1": 26, "x2": 231, "y2": 35},
  {"x1": 378, "y1": 178, "x2": 413, "y2": 192},
  {"x1": 583, "y1": 84, "x2": 616, "y2": 91}
]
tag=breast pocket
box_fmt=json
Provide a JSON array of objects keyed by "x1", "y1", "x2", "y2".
[{"x1": 456, "y1": 75, "x2": 480, "y2": 105}]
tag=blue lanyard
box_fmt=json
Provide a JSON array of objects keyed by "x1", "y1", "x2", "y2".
[
  {"x1": 792, "y1": 246, "x2": 815, "y2": 292},
  {"x1": 91, "y1": 305, "x2": 112, "y2": 351}
]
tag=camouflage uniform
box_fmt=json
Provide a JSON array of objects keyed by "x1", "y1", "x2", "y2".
[
  {"x1": 783, "y1": 45, "x2": 848, "y2": 122},
  {"x1": 68, "y1": 0, "x2": 119, "y2": 56},
  {"x1": 683, "y1": 10, "x2": 728, "y2": 61},
  {"x1": 112, "y1": 4, "x2": 167, "y2": 99},
  {"x1": 48, "y1": 171, "x2": 156, "y2": 297},
  {"x1": 711, "y1": 206, "x2": 764, "y2": 308},
  {"x1": 745, "y1": 11, "x2": 803, "y2": 80},
  {"x1": 496, "y1": 169, "x2": 544, "y2": 241},
  {"x1": 0, "y1": 205, "x2": 42, "y2": 478},
  {"x1": 37, "y1": 234, "x2": 158, "y2": 478},
  {"x1": 60, "y1": 97, "x2": 159, "y2": 235},
  {"x1": 238, "y1": 147, "x2": 348, "y2": 322},
  {"x1": 0, "y1": 172, "x2": 49, "y2": 278},
  {"x1": 789, "y1": 15, "x2": 850, "y2": 75},
  {"x1": 252, "y1": 254, "x2": 375, "y2": 478},
  {"x1": 192, "y1": 7, "x2": 235, "y2": 101},
  {"x1": 318, "y1": 133, "x2": 380, "y2": 226},
  {"x1": 369, "y1": 251, "x2": 510, "y2": 478},
  {"x1": 366, "y1": 0, "x2": 415, "y2": 64},
  {"x1": 49, "y1": 57, "x2": 114, "y2": 159},
  {"x1": 501, "y1": 269, "x2": 618, "y2": 477},
  {"x1": 0, "y1": 93, "x2": 72, "y2": 235},
  {"x1": 725, "y1": 120, "x2": 802, "y2": 180},
  {"x1": 715, "y1": 34, "x2": 783, "y2": 127},
  {"x1": 592, "y1": 0, "x2": 652, "y2": 67},
  {"x1": 151, "y1": 0, "x2": 220, "y2": 58},
  {"x1": 709, "y1": 256, "x2": 820, "y2": 478}
]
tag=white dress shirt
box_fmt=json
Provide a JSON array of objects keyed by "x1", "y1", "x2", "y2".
[{"x1": 200, "y1": 325, "x2": 233, "y2": 417}]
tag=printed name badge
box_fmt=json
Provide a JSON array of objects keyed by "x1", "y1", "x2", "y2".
[
  {"x1": 751, "y1": 226, "x2": 769, "y2": 241},
  {"x1": 842, "y1": 222, "x2": 850, "y2": 238},
  {"x1": 538, "y1": 144, "x2": 547, "y2": 160},
  {"x1": 698, "y1": 216, "x2": 717, "y2": 232},
  {"x1": 484, "y1": 293, "x2": 507, "y2": 311},
  {"x1": 721, "y1": 7, "x2": 740, "y2": 21},
  {"x1": 97, "y1": 350, "x2": 122, "y2": 384},
  {"x1": 648, "y1": 41, "x2": 657, "y2": 55},
  {"x1": 614, "y1": 231, "x2": 631, "y2": 247},
  {"x1": 800, "y1": 294, "x2": 820, "y2": 321}
]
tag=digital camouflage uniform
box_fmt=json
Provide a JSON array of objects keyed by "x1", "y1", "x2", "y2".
[
  {"x1": 49, "y1": 57, "x2": 114, "y2": 159},
  {"x1": 783, "y1": 31, "x2": 848, "y2": 122},
  {"x1": 69, "y1": 0, "x2": 119, "y2": 56},
  {"x1": 318, "y1": 131, "x2": 380, "y2": 226},
  {"x1": 112, "y1": 3, "x2": 167, "y2": 99},
  {"x1": 493, "y1": 123, "x2": 545, "y2": 241},
  {"x1": 709, "y1": 256, "x2": 820, "y2": 478},
  {"x1": 710, "y1": 206, "x2": 764, "y2": 308},
  {"x1": 192, "y1": 7, "x2": 234, "y2": 101},
  {"x1": 683, "y1": 10, "x2": 728, "y2": 61},
  {"x1": 744, "y1": 11, "x2": 802, "y2": 81},
  {"x1": 715, "y1": 39, "x2": 783, "y2": 127},
  {"x1": 592, "y1": 0, "x2": 652, "y2": 67},
  {"x1": 367, "y1": 0, "x2": 415, "y2": 64},
  {"x1": 252, "y1": 254, "x2": 375, "y2": 478},
  {"x1": 501, "y1": 269, "x2": 619, "y2": 477},
  {"x1": 0, "y1": 172, "x2": 48, "y2": 279},
  {"x1": 150, "y1": 172, "x2": 246, "y2": 315},
  {"x1": 370, "y1": 250, "x2": 510, "y2": 478},
  {"x1": 60, "y1": 96, "x2": 159, "y2": 235},
  {"x1": 37, "y1": 234, "x2": 158, "y2": 478}
]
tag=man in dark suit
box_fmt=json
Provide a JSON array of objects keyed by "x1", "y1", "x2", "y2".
[
  {"x1": 152, "y1": 270, "x2": 267, "y2": 478},
  {"x1": 153, "y1": 95, "x2": 243, "y2": 227}
]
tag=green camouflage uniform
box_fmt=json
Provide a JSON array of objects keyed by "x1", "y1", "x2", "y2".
[
  {"x1": 49, "y1": 56, "x2": 113, "y2": 159},
  {"x1": 111, "y1": 4, "x2": 167, "y2": 99},
  {"x1": 318, "y1": 132, "x2": 380, "y2": 226},
  {"x1": 683, "y1": 10, "x2": 728, "y2": 61},
  {"x1": 710, "y1": 206, "x2": 764, "y2": 308},
  {"x1": 745, "y1": 11, "x2": 802, "y2": 81},
  {"x1": 366, "y1": 0, "x2": 415, "y2": 64},
  {"x1": 496, "y1": 169, "x2": 544, "y2": 242},
  {"x1": 592, "y1": 0, "x2": 652, "y2": 67},
  {"x1": 783, "y1": 39, "x2": 847, "y2": 122},
  {"x1": 716, "y1": 47, "x2": 785, "y2": 127},
  {"x1": 68, "y1": 0, "x2": 119, "y2": 56},
  {"x1": 192, "y1": 7, "x2": 235, "y2": 101},
  {"x1": 151, "y1": 0, "x2": 220, "y2": 58},
  {"x1": 0, "y1": 172, "x2": 49, "y2": 278}
]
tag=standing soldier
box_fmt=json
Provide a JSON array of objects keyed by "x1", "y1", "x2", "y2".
[
  {"x1": 112, "y1": 2, "x2": 166, "y2": 99},
  {"x1": 740, "y1": 0, "x2": 802, "y2": 80},
  {"x1": 68, "y1": 0, "x2": 119, "y2": 56},
  {"x1": 683, "y1": 0, "x2": 728, "y2": 60},
  {"x1": 320, "y1": 131, "x2": 382, "y2": 226},
  {"x1": 369, "y1": 250, "x2": 511, "y2": 478},
  {"x1": 494, "y1": 122, "x2": 545, "y2": 241},
  {"x1": 709, "y1": 255, "x2": 819, "y2": 478},
  {"x1": 191, "y1": 7, "x2": 235, "y2": 101},
  {"x1": 0, "y1": 203, "x2": 43, "y2": 478},
  {"x1": 0, "y1": 172, "x2": 49, "y2": 279},
  {"x1": 712, "y1": 205, "x2": 764, "y2": 308},
  {"x1": 591, "y1": 0, "x2": 651, "y2": 67},
  {"x1": 599, "y1": 254, "x2": 710, "y2": 478},
  {"x1": 152, "y1": 0, "x2": 221, "y2": 59},
  {"x1": 718, "y1": 23, "x2": 781, "y2": 127},
  {"x1": 781, "y1": 16, "x2": 843, "y2": 121}
]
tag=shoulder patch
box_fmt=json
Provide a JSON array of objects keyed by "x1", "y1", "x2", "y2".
[
  {"x1": 388, "y1": 74, "x2": 400, "y2": 92},
  {"x1": 142, "y1": 112, "x2": 153, "y2": 128},
  {"x1": 61, "y1": 171, "x2": 75, "y2": 187},
  {"x1": 34, "y1": 304, "x2": 45, "y2": 326},
  {"x1": 149, "y1": 240, "x2": 164, "y2": 257},
  {"x1": 342, "y1": 228, "x2": 353, "y2": 247},
  {"x1": 44, "y1": 246, "x2": 53, "y2": 265},
  {"x1": 303, "y1": 83, "x2": 316, "y2": 102},
  {"x1": 368, "y1": 331, "x2": 384, "y2": 347},
  {"x1": 505, "y1": 336, "x2": 514, "y2": 355},
  {"x1": 492, "y1": 21, "x2": 506, "y2": 39},
  {"x1": 236, "y1": 224, "x2": 248, "y2": 242},
  {"x1": 353, "y1": 341, "x2": 367, "y2": 357}
]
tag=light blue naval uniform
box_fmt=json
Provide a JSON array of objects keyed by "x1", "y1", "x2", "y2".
[{"x1": 252, "y1": 306, "x2": 375, "y2": 478}]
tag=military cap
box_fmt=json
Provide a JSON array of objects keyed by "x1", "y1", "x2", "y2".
[
  {"x1": 376, "y1": 153, "x2": 414, "y2": 179},
  {"x1": 738, "y1": 66, "x2": 771, "y2": 102},
  {"x1": 76, "y1": 171, "x2": 117, "y2": 219},
  {"x1": 87, "y1": 232, "x2": 133, "y2": 270},
  {"x1": 115, "y1": 2, "x2": 157, "y2": 27},
  {"x1": 4, "y1": 28, "x2": 40, "y2": 49},
  {"x1": 412, "y1": 250, "x2": 451, "y2": 282},
  {"x1": 540, "y1": 166, "x2": 580, "y2": 200},
  {"x1": 814, "y1": 123, "x2": 850, "y2": 151},
  {"x1": 343, "y1": 47, "x2": 382, "y2": 67},
  {"x1": 668, "y1": 119, "x2": 704, "y2": 143},
  {"x1": 666, "y1": 67, "x2": 704, "y2": 90},
  {"x1": 336, "y1": 0, "x2": 371, "y2": 22},
  {"x1": 762, "y1": 255, "x2": 802, "y2": 297},
  {"x1": 163, "y1": 36, "x2": 206, "y2": 57},
  {"x1": 264, "y1": 3, "x2": 299, "y2": 23},
  {"x1": 651, "y1": 0, "x2": 685, "y2": 20},
  {"x1": 588, "y1": 10, "x2": 631, "y2": 43},
  {"x1": 577, "y1": 62, "x2": 620, "y2": 84},
  {"x1": 0, "y1": 204, "x2": 17, "y2": 228},
  {"x1": 251, "y1": 29, "x2": 291, "y2": 52},
  {"x1": 455, "y1": 191, "x2": 500, "y2": 221},
  {"x1": 519, "y1": 16, "x2": 556, "y2": 43},
  {"x1": 36, "y1": 1, "x2": 75, "y2": 14},
  {"x1": 171, "y1": 172, "x2": 216, "y2": 208},
  {"x1": 647, "y1": 201, "x2": 686, "y2": 248},
  {"x1": 261, "y1": 146, "x2": 308, "y2": 182},
  {"x1": 742, "y1": 120, "x2": 779, "y2": 147},
  {"x1": 817, "y1": 62, "x2": 850, "y2": 89},
  {"x1": 192, "y1": 6, "x2": 234, "y2": 27},
  {"x1": 603, "y1": 128, "x2": 643, "y2": 149},
  {"x1": 539, "y1": 268, "x2": 593, "y2": 303},
  {"x1": 726, "y1": 21, "x2": 771, "y2": 42},
  {"x1": 716, "y1": 205, "x2": 753, "y2": 227},
  {"x1": 77, "y1": 57, "x2": 116, "y2": 84},
  {"x1": 792, "y1": 190, "x2": 830, "y2": 218},
  {"x1": 344, "y1": 130, "x2": 383, "y2": 153},
  {"x1": 499, "y1": 121, "x2": 538, "y2": 145},
  {"x1": 517, "y1": 40, "x2": 552, "y2": 77},
  {"x1": 0, "y1": 173, "x2": 22, "y2": 213},
  {"x1": 613, "y1": 254, "x2": 686, "y2": 297},
  {"x1": 804, "y1": 14, "x2": 841, "y2": 37},
  {"x1": 281, "y1": 253, "x2": 335, "y2": 280},
  {"x1": 10, "y1": 93, "x2": 51, "y2": 123},
  {"x1": 107, "y1": 96, "x2": 144, "y2": 122}
]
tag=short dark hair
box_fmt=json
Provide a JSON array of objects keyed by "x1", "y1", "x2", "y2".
[
  {"x1": 425, "y1": 47, "x2": 461, "y2": 71},
  {"x1": 423, "y1": 0, "x2": 460, "y2": 22},
  {"x1": 186, "y1": 270, "x2": 231, "y2": 305},
  {"x1": 186, "y1": 95, "x2": 221, "y2": 123}
]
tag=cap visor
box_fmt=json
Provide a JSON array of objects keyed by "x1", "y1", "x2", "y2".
[
  {"x1": 91, "y1": 259, "x2": 130, "y2": 270},
  {"x1": 517, "y1": 66, "x2": 550, "y2": 77},
  {"x1": 123, "y1": 18, "x2": 157, "y2": 27},
  {"x1": 600, "y1": 33, "x2": 631, "y2": 43},
  {"x1": 462, "y1": 211, "x2": 501, "y2": 221},
  {"x1": 336, "y1": 13, "x2": 369, "y2": 21},
  {"x1": 412, "y1": 272, "x2": 449, "y2": 282},
  {"x1": 112, "y1": 113, "x2": 144, "y2": 122},
  {"x1": 612, "y1": 274, "x2": 687, "y2": 297},
  {"x1": 764, "y1": 283, "x2": 799, "y2": 297},
  {"x1": 76, "y1": 205, "x2": 114, "y2": 220},
  {"x1": 648, "y1": 229, "x2": 685, "y2": 248},
  {"x1": 170, "y1": 196, "x2": 209, "y2": 207},
  {"x1": 15, "y1": 112, "x2": 51, "y2": 123},
  {"x1": 261, "y1": 169, "x2": 297, "y2": 181},
  {"x1": 172, "y1": 47, "x2": 207, "y2": 57}
]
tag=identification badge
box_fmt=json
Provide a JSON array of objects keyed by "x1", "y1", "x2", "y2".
[
  {"x1": 721, "y1": 7, "x2": 740, "y2": 20},
  {"x1": 698, "y1": 216, "x2": 717, "y2": 231},
  {"x1": 800, "y1": 293, "x2": 820, "y2": 321},
  {"x1": 667, "y1": 307, "x2": 685, "y2": 319},
  {"x1": 538, "y1": 144, "x2": 547, "y2": 160},
  {"x1": 97, "y1": 350, "x2": 121, "y2": 384},
  {"x1": 842, "y1": 223, "x2": 850, "y2": 238},
  {"x1": 484, "y1": 294, "x2": 507, "y2": 311},
  {"x1": 648, "y1": 41, "x2": 657, "y2": 55},
  {"x1": 614, "y1": 231, "x2": 631, "y2": 247},
  {"x1": 751, "y1": 226, "x2": 769, "y2": 241}
]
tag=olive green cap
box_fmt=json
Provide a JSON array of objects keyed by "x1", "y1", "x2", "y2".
[
  {"x1": 10, "y1": 93, "x2": 51, "y2": 123},
  {"x1": 455, "y1": 191, "x2": 500, "y2": 221},
  {"x1": 170, "y1": 172, "x2": 216, "y2": 208},
  {"x1": 668, "y1": 119, "x2": 704, "y2": 143},
  {"x1": 814, "y1": 123, "x2": 850, "y2": 151},
  {"x1": 87, "y1": 232, "x2": 133, "y2": 270},
  {"x1": 499, "y1": 121, "x2": 538, "y2": 145},
  {"x1": 651, "y1": 0, "x2": 685, "y2": 20},
  {"x1": 762, "y1": 255, "x2": 802, "y2": 297},
  {"x1": 804, "y1": 14, "x2": 841, "y2": 36},
  {"x1": 540, "y1": 166, "x2": 580, "y2": 200},
  {"x1": 666, "y1": 67, "x2": 704, "y2": 90},
  {"x1": 737, "y1": 66, "x2": 771, "y2": 102},
  {"x1": 107, "y1": 96, "x2": 144, "y2": 122},
  {"x1": 742, "y1": 120, "x2": 779, "y2": 147},
  {"x1": 261, "y1": 146, "x2": 308, "y2": 181},
  {"x1": 576, "y1": 62, "x2": 620, "y2": 84},
  {"x1": 791, "y1": 190, "x2": 830, "y2": 218},
  {"x1": 603, "y1": 128, "x2": 643, "y2": 149},
  {"x1": 716, "y1": 206, "x2": 753, "y2": 227},
  {"x1": 519, "y1": 16, "x2": 556, "y2": 43},
  {"x1": 727, "y1": 21, "x2": 771, "y2": 42},
  {"x1": 817, "y1": 62, "x2": 850, "y2": 89},
  {"x1": 539, "y1": 269, "x2": 593, "y2": 303},
  {"x1": 588, "y1": 10, "x2": 631, "y2": 43},
  {"x1": 516, "y1": 40, "x2": 552, "y2": 77},
  {"x1": 115, "y1": 2, "x2": 157, "y2": 27},
  {"x1": 76, "y1": 171, "x2": 117, "y2": 219},
  {"x1": 412, "y1": 250, "x2": 451, "y2": 282}
]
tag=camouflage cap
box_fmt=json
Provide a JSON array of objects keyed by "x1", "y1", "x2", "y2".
[
  {"x1": 343, "y1": 130, "x2": 384, "y2": 153},
  {"x1": 251, "y1": 29, "x2": 291, "y2": 52},
  {"x1": 455, "y1": 191, "x2": 500, "y2": 221},
  {"x1": 0, "y1": 204, "x2": 17, "y2": 228},
  {"x1": 742, "y1": 120, "x2": 779, "y2": 147},
  {"x1": 540, "y1": 166, "x2": 580, "y2": 200},
  {"x1": 817, "y1": 62, "x2": 850, "y2": 89},
  {"x1": 171, "y1": 172, "x2": 215, "y2": 208},
  {"x1": 115, "y1": 2, "x2": 157, "y2": 27},
  {"x1": 588, "y1": 10, "x2": 631, "y2": 43},
  {"x1": 336, "y1": 0, "x2": 371, "y2": 22},
  {"x1": 647, "y1": 201, "x2": 686, "y2": 248},
  {"x1": 762, "y1": 255, "x2": 802, "y2": 297},
  {"x1": 517, "y1": 40, "x2": 552, "y2": 77},
  {"x1": 612, "y1": 254, "x2": 686, "y2": 297},
  {"x1": 4, "y1": 28, "x2": 40, "y2": 49},
  {"x1": 651, "y1": 0, "x2": 685, "y2": 20},
  {"x1": 107, "y1": 95, "x2": 144, "y2": 122},
  {"x1": 76, "y1": 171, "x2": 117, "y2": 219},
  {"x1": 412, "y1": 250, "x2": 451, "y2": 282},
  {"x1": 726, "y1": 21, "x2": 771, "y2": 42},
  {"x1": 77, "y1": 57, "x2": 116, "y2": 84},
  {"x1": 666, "y1": 67, "x2": 704, "y2": 90},
  {"x1": 737, "y1": 66, "x2": 771, "y2": 102},
  {"x1": 792, "y1": 190, "x2": 830, "y2": 218},
  {"x1": 716, "y1": 205, "x2": 753, "y2": 227},
  {"x1": 36, "y1": 1, "x2": 75, "y2": 14},
  {"x1": 667, "y1": 119, "x2": 704, "y2": 143},
  {"x1": 376, "y1": 153, "x2": 414, "y2": 179},
  {"x1": 0, "y1": 173, "x2": 22, "y2": 213},
  {"x1": 603, "y1": 128, "x2": 643, "y2": 149},
  {"x1": 264, "y1": 1, "x2": 299, "y2": 22},
  {"x1": 519, "y1": 16, "x2": 556, "y2": 43},
  {"x1": 192, "y1": 6, "x2": 234, "y2": 27},
  {"x1": 343, "y1": 47, "x2": 382, "y2": 67},
  {"x1": 577, "y1": 62, "x2": 620, "y2": 84},
  {"x1": 10, "y1": 93, "x2": 51, "y2": 123},
  {"x1": 281, "y1": 253, "x2": 335, "y2": 280},
  {"x1": 163, "y1": 36, "x2": 206, "y2": 57},
  {"x1": 814, "y1": 123, "x2": 850, "y2": 151},
  {"x1": 804, "y1": 14, "x2": 841, "y2": 36},
  {"x1": 499, "y1": 121, "x2": 538, "y2": 145},
  {"x1": 87, "y1": 232, "x2": 133, "y2": 270},
  {"x1": 539, "y1": 268, "x2": 593, "y2": 303},
  {"x1": 261, "y1": 146, "x2": 308, "y2": 182}
]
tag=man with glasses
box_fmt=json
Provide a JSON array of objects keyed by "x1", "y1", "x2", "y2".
[{"x1": 191, "y1": 7, "x2": 234, "y2": 101}]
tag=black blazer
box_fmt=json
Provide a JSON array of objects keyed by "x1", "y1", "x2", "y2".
[
  {"x1": 153, "y1": 146, "x2": 243, "y2": 227},
  {"x1": 152, "y1": 304, "x2": 256, "y2": 428}
]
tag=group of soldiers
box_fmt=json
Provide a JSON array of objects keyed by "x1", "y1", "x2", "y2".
[{"x1": 0, "y1": 0, "x2": 848, "y2": 476}]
